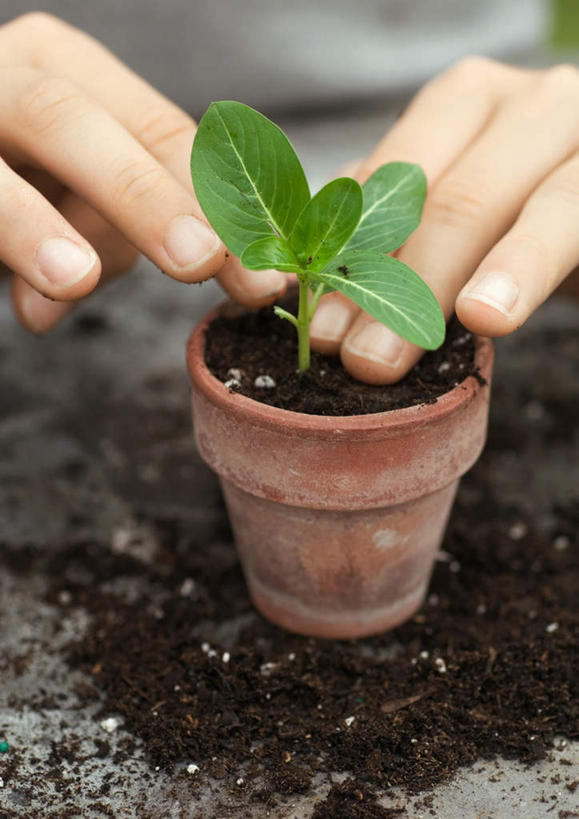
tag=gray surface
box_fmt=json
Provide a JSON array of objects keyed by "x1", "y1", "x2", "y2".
[
  {"x1": 0, "y1": 1, "x2": 547, "y2": 114},
  {"x1": 1, "y1": 111, "x2": 578, "y2": 817}
]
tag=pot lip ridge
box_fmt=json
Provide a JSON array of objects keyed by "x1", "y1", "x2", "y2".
[{"x1": 187, "y1": 306, "x2": 494, "y2": 437}]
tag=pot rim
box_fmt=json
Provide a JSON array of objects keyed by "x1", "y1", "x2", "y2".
[{"x1": 187, "y1": 306, "x2": 493, "y2": 437}]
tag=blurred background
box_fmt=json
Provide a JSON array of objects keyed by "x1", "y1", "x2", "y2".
[{"x1": 1, "y1": 0, "x2": 578, "y2": 119}]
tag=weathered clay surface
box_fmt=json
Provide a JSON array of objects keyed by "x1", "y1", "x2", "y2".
[{"x1": 223, "y1": 480, "x2": 458, "y2": 638}]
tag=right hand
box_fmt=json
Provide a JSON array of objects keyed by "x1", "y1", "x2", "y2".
[{"x1": 0, "y1": 13, "x2": 287, "y2": 332}]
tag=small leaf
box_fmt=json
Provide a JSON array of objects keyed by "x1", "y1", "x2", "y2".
[
  {"x1": 191, "y1": 101, "x2": 310, "y2": 256},
  {"x1": 273, "y1": 305, "x2": 298, "y2": 327},
  {"x1": 344, "y1": 163, "x2": 426, "y2": 254},
  {"x1": 289, "y1": 178, "x2": 363, "y2": 272},
  {"x1": 317, "y1": 252, "x2": 445, "y2": 350},
  {"x1": 241, "y1": 237, "x2": 303, "y2": 273}
]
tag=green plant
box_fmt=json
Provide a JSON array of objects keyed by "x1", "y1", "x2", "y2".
[{"x1": 191, "y1": 101, "x2": 445, "y2": 373}]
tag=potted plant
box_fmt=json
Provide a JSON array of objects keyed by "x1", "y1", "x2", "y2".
[{"x1": 186, "y1": 102, "x2": 493, "y2": 639}]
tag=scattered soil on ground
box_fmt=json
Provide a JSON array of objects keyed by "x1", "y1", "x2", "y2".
[
  {"x1": 3, "y1": 483, "x2": 576, "y2": 815},
  {"x1": 204, "y1": 297, "x2": 481, "y2": 415}
]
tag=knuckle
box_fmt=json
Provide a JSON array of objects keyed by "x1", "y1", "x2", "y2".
[
  {"x1": 427, "y1": 178, "x2": 487, "y2": 229},
  {"x1": 19, "y1": 74, "x2": 83, "y2": 135},
  {"x1": 515, "y1": 231, "x2": 557, "y2": 290},
  {"x1": 112, "y1": 159, "x2": 168, "y2": 208},
  {"x1": 138, "y1": 106, "x2": 195, "y2": 154},
  {"x1": 7, "y1": 172, "x2": 39, "y2": 212},
  {"x1": 539, "y1": 174, "x2": 579, "y2": 210},
  {"x1": 518, "y1": 231, "x2": 552, "y2": 267}
]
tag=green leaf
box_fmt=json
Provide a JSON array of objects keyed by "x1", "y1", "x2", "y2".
[
  {"x1": 191, "y1": 101, "x2": 310, "y2": 256},
  {"x1": 241, "y1": 237, "x2": 303, "y2": 273},
  {"x1": 344, "y1": 163, "x2": 426, "y2": 255},
  {"x1": 317, "y1": 252, "x2": 445, "y2": 350},
  {"x1": 289, "y1": 178, "x2": 363, "y2": 271}
]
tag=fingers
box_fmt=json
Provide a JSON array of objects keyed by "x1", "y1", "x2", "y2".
[
  {"x1": 310, "y1": 59, "x2": 530, "y2": 383},
  {"x1": 12, "y1": 277, "x2": 72, "y2": 334},
  {"x1": 310, "y1": 292, "x2": 359, "y2": 355},
  {"x1": 341, "y1": 312, "x2": 417, "y2": 385},
  {"x1": 13, "y1": 192, "x2": 139, "y2": 332},
  {"x1": 0, "y1": 156, "x2": 101, "y2": 300},
  {"x1": 456, "y1": 151, "x2": 579, "y2": 335},
  {"x1": 343, "y1": 64, "x2": 579, "y2": 384},
  {"x1": 4, "y1": 13, "x2": 196, "y2": 188},
  {"x1": 4, "y1": 13, "x2": 283, "y2": 307},
  {"x1": 355, "y1": 57, "x2": 529, "y2": 184},
  {"x1": 311, "y1": 56, "x2": 523, "y2": 367},
  {"x1": 0, "y1": 67, "x2": 225, "y2": 283}
]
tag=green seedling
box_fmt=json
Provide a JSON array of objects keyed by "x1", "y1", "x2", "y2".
[{"x1": 191, "y1": 101, "x2": 445, "y2": 373}]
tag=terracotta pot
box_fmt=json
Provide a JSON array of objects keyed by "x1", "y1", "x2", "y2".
[{"x1": 187, "y1": 308, "x2": 494, "y2": 639}]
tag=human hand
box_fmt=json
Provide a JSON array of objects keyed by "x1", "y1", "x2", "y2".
[
  {"x1": 0, "y1": 13, "x2": 287, "y2": 332},
  {"x1": 309, "y1": 57, "x2": 579, "y2": 384}
]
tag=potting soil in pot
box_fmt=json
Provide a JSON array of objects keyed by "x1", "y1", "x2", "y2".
[{"x1": 204, "y1": 298, "x2": 483, "y2": 415}]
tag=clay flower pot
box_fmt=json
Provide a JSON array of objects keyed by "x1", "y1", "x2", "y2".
[{"x1": 187, "y1": 308, "x2": 494, "y2": 639}]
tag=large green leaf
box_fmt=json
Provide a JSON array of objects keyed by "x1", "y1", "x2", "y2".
[
  {"x1": 191, "y1": 101, "x2": 310, "y2": 256},
  {"x1": 317, "y1": 252, "x2": 445, "y2": 350},
  {"x1": 289, "y1": 178, "x2": 363, "y2": 271},
  {"x1": 241, "y1": 237, "x2": 303, "y2": 273},
  {"x1": 344, "y1": 163, "x2": 426, "y2": 255}
]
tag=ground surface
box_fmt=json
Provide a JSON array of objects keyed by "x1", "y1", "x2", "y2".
[{"x1": 0, "y1": 111, "x2": 578, "y2": 818}]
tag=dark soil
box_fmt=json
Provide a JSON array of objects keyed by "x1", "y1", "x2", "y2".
[
  {"x1": 66, "y1": 494, "x2": 576, "y2": 805},
  {"x1": 3, "y1": 473, "x2": 576, "y2": 814},
  {"x1": 204, "y1": 297, "x2": 480, "y2": 415}
]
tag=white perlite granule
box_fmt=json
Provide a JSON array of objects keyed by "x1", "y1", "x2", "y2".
[
  {"x1": 100, "y1": 717, "x2": 120, "y2": 733},
  {"x1": 254, "y1": 375, "x2": 276, "y2": 389}
]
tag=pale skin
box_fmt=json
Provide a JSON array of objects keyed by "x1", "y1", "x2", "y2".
[{"x1": 1, "y1": 13, "x2": 578, "y2": 385}]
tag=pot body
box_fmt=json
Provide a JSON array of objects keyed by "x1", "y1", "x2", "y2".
[{"x1": 187, "y1": 310, "x2": 494, "y2": 639}]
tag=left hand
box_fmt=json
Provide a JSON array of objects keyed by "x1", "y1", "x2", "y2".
[
  {"x1": 0, "y1": 13, "x2": 287, "y2": 333},
  {"x1": 309, "y1": 57, "x2": 579, "y2": 384}
]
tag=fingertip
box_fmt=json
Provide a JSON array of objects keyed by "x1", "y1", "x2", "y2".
[
  {"x1": 456, "y1": 271, "x2": 524, "y2": 337},
  {"x1": 310, "y1": 293, "x2": 358, "y2": 356},
  {"x1": 456, "y1": 291, "x2": 523, "y2": 338},
  {"x1": 162, "y1": 214, "x2": 229, "y2": 283},
  {"x1": 341, "y1": 320, "x2": 419, "y2": 385},
  {"x1": 34, "y1": 238, "x2": 101, "y2": 301},
  {"x1": 310, "y1": 336, "x2": 342, "y2": 356},
  {"x1": 13, "y1": 276, "x2": 75, "y2": 333}
]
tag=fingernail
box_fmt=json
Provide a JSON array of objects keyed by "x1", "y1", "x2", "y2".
[
  {"x1": 36, "y1": 238, "x2": 96, "y2": 288},
  {"x1": 310, "y1": 300, "x2": 354, "y2": 341},
  {"x1": 164, "y1": 215, "x2": 221, "y2": 269},
  {"x1": 20, "y1": 287, "x2": 73, "y2": 333},
  {"x1": 344, "y1": 322, "x2": 406, "y2": 367},
  {"x1": 463, "y1": 272, "x2": 519, "y2": 315}
]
